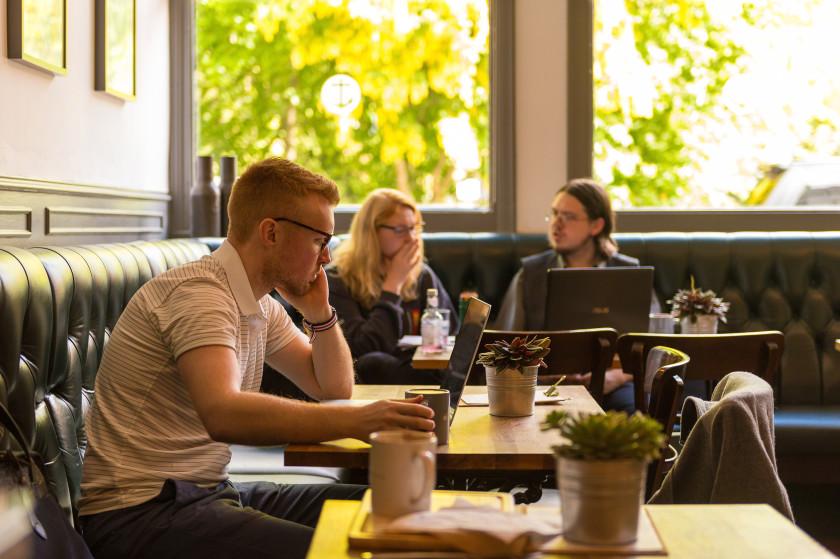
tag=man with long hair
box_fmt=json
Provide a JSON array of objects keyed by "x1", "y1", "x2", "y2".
[{"x1": 495, "y1": 178, "x2": 658, "y2": 412}]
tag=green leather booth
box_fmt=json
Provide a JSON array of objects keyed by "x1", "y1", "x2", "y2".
[
  {"x1": 419, "y1": 231, "x2": 840, "y2": 484},
  {"x1": 2, "y1": 231, "x2": 838, "y2": 535}
]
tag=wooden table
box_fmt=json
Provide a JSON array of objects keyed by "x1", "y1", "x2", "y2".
[
  {"x1": 414, "y1": 345, "x2": 622, "y2": 370},
  {"x1": 284, "y1": 385, "x2": 602, "y2": 472},
  {"x1": 306, "y1": 501, "x2": 836, "y2": 559},
  {"x1": 411, "y1": 345, "x2": 453, "y2": 369}
]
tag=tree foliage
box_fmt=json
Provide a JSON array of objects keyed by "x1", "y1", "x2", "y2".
[
  {"x1": 595, "y1": 1, "x2": 840, "y2": 208},
  {"x1": 594, "y1": 0, "x2": 746, "y2": 206},
  {"x1": 197, "y1": 0, "x2": 489, "y2": 205}
]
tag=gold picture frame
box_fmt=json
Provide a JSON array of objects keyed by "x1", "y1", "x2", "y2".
[
  {"x1": 6, "y1": 0, "x2": 68, "y2": 75},
  {"x1": 94, "y1": 0, "x2": 136, "y2": 100}
]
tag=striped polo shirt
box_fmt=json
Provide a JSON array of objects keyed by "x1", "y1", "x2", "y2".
[{"x1": 79, "y1": 240, "x2": 298, "y2": 516}]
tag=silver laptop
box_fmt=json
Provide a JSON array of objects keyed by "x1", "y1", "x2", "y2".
[
  {"x1": 322, "y1": 297, "x2": 491, "y2": 426},
  {"x1": 544, "y1": 267, "x2": 654, "y2": 333},
  {"x1": 439, "y1": 297, "x2": 492, "y2": 424}
]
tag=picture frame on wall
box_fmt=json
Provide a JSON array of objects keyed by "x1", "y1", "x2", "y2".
[
  {"x1": 94, "y1": 0, "x2": 136, "y2": 100},
  {"x1": 6, "y1": 0, "x2": 69, "y2": 75}
]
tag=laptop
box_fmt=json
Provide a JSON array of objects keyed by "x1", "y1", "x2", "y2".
[
  {"x1": 544, "y1": 267, "x2": 654, "y2": 333},
  {"x1": 438, "y1": 297, "x2": 492, "y2": 424},
  {"x1": 322, "y1": 297, "x2": 491, "y2": 426}
]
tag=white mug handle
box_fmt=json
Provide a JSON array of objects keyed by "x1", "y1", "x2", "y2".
[{"x1": 409, "y1": 450, "x2": 436, "y2": 504}]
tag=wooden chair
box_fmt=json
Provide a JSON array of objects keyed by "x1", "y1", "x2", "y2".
[
  {"x1": 468, "y1": 328, "x2": 618, "y2": 407},
  {"x1": 615, "y1": 331, "x2": 784, "y2": 414},
  {"x1": 644, "y1": 346, "x2": 687, "y2": 501}
]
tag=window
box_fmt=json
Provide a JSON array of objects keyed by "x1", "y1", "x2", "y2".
[
  {"x1": 182, "y1": 0, "x2": 513, "y2": 233},
  {"x1": 592, "y1": 1, "x2": 840, "y2": 210}
]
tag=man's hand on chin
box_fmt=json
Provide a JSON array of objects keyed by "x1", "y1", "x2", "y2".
[{"x1": 276, "y1": 268, "x2": 332, "y2": 322}]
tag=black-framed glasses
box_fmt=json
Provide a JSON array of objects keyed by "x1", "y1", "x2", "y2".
[
  {"x1": 273, "y1": 217, "x2": 332, "y2": 252},
  {"x1": 377, "y1": 222, "x2": 425, "y2": 236},
  {"x1": 545, "y1": 211, "x2": 589, "y2": 225}
]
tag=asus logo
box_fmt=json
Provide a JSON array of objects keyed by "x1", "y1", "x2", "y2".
[{"x1": 592, "y1": 307, "x2": 610, "y2": 314}]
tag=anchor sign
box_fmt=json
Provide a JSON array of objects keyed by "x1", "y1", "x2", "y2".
[{"x1": 320, "y1": 74, "x2": 362, "y2": 117}]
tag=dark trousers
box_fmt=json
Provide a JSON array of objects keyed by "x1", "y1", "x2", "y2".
[
  {"x1": 603, "y1": 381, "x2": 635, "y2": 414},
  {"x1": 79, "y1": 479, "x2": 366, "y2": 559}
]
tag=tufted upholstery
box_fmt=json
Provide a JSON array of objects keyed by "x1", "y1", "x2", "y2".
[
  {"x1": 419, "y1": 231, "x2": 840, "y2": 483},
  {"x1": 0, "y1": 239, "x2": 212, "y2": 527},
  {"x1": 3, "y1": 231, "x2": 839, "y2": 532}
]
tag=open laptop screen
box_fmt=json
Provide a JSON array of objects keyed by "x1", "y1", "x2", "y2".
[
  {"x1": 439, "y1": 297, "x2": 491, "y2": 425},
  {"x1": 544, "y1": 267, "x2": 654, "y2": 334}
]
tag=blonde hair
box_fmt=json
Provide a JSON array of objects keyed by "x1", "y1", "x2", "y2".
[
  {"x1": 227, "y1": 157, "x2": 340, "y2": 242},
  {"x1": 332, "y1": 189, "x2": 424, "y2": 308}
]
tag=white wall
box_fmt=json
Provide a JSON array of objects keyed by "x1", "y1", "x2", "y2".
[
  {"x1": 514, "y1": 0, "x2": 567, "y2": 233},
  {"x1": 0, "y1": 1, "x2": 170, "y2": 193}
]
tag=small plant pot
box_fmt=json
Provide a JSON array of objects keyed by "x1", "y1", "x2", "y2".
[
  {"x1": 485, "y1": 365, "x2": 537, "y2": 417},
  {"x1": 679, "y1": 314, "x2": 718, "y2": 334},
  {"x1": 556, "y1": 455, "x2": 647, "y2": 545}
]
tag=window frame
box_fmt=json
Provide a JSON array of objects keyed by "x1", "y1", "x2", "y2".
[{"x1": 170, "y1": 0, "x2": 515, "y2": 237}]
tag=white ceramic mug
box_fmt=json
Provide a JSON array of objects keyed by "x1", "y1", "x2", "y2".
[
  {"x1": 405, "y1": 388, "x2": 450, "y2": 445},
  {"x1": 369, "y1": 430, "x2": 437, "y2": 518}
]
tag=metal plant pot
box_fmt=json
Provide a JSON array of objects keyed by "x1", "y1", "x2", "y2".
[
  {"x1": 679, "y1": 314, "x2": 718, "y2": 334},
  {"x1": 556, "y1": 455, "x2": 647, "y2": 545},
  {"x1": 485, "y1": 365, "x2": 537, "y2": 417}
]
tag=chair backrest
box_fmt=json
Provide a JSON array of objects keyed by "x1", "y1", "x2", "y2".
[
  {"x1": 468, "y1": 329, "x2": 618, "y2": 405},
  {"x1": 616, "y1": 331, "x2": 784, "y2": 413},
  {"x1": 644, "y1": 346, "x2": 687, "y2": 501}
]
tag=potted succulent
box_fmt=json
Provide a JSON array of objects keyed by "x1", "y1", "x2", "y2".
[
  {"x1": 475, "y1": 336, "x2": 550, "y2": 417},
  {"x1": 542, "y1": 410, "x2": 665, "y2": 545},
  {"x1": 668, "y1": 276, "x2": 730, "y2": 334}
]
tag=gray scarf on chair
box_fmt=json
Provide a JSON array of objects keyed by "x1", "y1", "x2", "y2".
[{"x1": 648, "y1": 371, "x2": 794, "y2": 520}]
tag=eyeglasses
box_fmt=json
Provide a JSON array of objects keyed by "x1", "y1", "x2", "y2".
[
  {"x1": 377, "y1": 222, "x2": 425, "y2": 236},
  {"x1": 273, "y1": 217, "x2": 332, "y2": 253},
  {"x1": 545, "y1": 211, "x2": 589, "y2": 225}
]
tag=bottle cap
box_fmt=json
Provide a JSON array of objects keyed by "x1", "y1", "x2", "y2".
[{"x1": 426, "y1": 288, "x2": 439, "y2": 308}]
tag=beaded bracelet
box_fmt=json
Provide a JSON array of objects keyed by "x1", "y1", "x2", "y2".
[{"x1": 301, "y1": 307, "x2": 338, "y2": 344}]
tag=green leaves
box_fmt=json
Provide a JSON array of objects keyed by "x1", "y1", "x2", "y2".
[
  {"x1": 594, "y1": 0, "x2": 746, "y2": 206},
  {"x1": 196, "y1": 0, "x2": 489, "y2": 204},
  {"x1": 542, "y1": 410, "x2": 666, "y2": 461},
  {"x1": 475, "y1": 335, "x2": 551, "y2": 375}
]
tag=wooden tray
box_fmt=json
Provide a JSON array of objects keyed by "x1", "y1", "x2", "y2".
[{"x1": 347, "y1": 489, "x2": 514, "y2": 551}]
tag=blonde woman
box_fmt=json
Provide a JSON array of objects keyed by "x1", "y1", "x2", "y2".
[{"x1": 328, "y1": 189, "x2": 458, "y2": 383}]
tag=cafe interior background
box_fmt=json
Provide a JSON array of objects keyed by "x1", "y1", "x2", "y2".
[{"x1": 1, "y1": 0, "x2": 838, "y2": 553}]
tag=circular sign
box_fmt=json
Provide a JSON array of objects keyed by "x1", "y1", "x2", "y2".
[{"x1": 320, "y1": 74, "x2": 362, "y2": 117}]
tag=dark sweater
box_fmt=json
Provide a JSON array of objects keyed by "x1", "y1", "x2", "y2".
[{"x1": 327, "y1": 263, "x2": 459, "y2": 359}]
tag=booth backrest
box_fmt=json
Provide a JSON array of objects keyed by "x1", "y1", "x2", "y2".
[
  {"x1": 420, "y1": 232, "x2": 840, "y2": 408},
  {"x1": 0, "y1": 240, "x2": 211, "y2": 526},
  {"x1": 3, "y1": 231, "x2": 839, "y2": 526}
]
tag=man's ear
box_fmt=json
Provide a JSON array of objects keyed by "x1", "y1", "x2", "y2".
[
  {"x1": 258, "y1": 218, "x2": 280, "y2": 248},
  {"x1": 589, "y1": 216, "x2": 605, "y2": 237}
]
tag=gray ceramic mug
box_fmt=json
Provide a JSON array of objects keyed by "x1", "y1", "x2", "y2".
[{"x1": 405, "y1": 388, "x2": 450, "y2": 445}]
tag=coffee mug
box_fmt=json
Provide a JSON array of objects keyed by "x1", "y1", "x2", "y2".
[
  {"x1": 369, "y1": 430, "x2": 437, "y2": 518},
  {"x1": 405, "y1": 388, "x2": 450, "y2": 445}
]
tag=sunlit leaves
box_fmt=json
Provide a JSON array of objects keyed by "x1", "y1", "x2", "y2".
[{"x1": 197, "y1": 0, "x2": 489, "y2": 204}]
